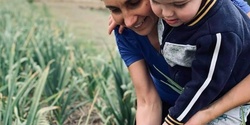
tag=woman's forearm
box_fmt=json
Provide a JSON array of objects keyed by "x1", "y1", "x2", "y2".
[
  {"x1": 185, "y1": 74, "x2": 250, "y2": 125},
  {"x1": 128, "y1": 60, "x2": 162, "y2": 125},
  {"x1": 135, "y1": 77, "x2": 162, "y2": 125},
  {"x1": 136, "y1": 100, "x2": 162, "y2": 125}
]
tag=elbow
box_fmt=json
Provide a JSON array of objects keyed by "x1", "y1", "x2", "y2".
[{"x1": 136, "y1": 93, "x2": 162, "y2": 109}]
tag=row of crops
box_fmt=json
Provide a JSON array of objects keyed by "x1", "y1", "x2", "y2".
[{"x1": 0, "y1": 0, "x2": 136, "y2": 125}]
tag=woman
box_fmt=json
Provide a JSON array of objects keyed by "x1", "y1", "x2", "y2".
[{"x1": 103, "y1": 0, "x2": 250, "y2": 124}]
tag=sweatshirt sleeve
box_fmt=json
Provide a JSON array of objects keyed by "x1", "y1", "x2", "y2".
[{"x1": 165, "y1": 33, "x2": 243, "y2": 124}]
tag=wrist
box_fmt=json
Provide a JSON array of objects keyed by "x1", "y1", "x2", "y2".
[
  {"x1": 197, "y1": 107, "x2": 215, "y2": 123},
  {"x1": 164, "y1": 114, "x2": 184, "y2": 125}
]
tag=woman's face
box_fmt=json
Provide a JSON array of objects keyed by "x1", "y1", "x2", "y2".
[{"x1": 103, "y1": 0, "x2": 158, "y2": 36}]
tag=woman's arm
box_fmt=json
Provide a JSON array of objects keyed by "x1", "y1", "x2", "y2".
[
  {"x1": 185, "y1": 74, "x2": 250, "y2": 125},
  {"x1": 128, "y1": 60, "x2": 162, "y2": 125}
]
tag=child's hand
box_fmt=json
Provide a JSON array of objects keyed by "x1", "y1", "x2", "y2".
[
  {"x1": 184, "y1": 109, "x2": 209, "y2": 125},
  {"x1": 162, "y1": 122, "x2": 169, "y2": 125},
  {"x1": 108, "y1": 15, "x2": 125, "y2": 35}
]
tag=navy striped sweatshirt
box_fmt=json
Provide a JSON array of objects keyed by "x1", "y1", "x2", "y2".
[{"x1": 160, "y1": 0, "x2": 250, "y2": 123}]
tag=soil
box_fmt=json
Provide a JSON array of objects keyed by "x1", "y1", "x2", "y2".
[{"x1": 34, "y1": 0, "x2": 115, "y2": 124}]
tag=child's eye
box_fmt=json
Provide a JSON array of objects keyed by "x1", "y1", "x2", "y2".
[
  {"x1": 150, "y1": 0, "x2": 160, "y2": 4},
  {"x1": 173, "y1": 3, "x2": 186, "y2": 8}
]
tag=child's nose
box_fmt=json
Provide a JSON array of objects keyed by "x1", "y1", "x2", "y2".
[{"x1": 162, "y1": 7, "x2": 174, "y2": 18}]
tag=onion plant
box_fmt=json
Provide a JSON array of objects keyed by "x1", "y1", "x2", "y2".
[{"x1": 0, "y1": 0, "x2": 137, "y2": 125}]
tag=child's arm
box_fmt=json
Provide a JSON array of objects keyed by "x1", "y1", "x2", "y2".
[
  {"x1": 164, "y1": 32, "x2": 250, "y2": 124},
  {"x1": 185, "y1": 74, "x2": 250, "y2": 125}
]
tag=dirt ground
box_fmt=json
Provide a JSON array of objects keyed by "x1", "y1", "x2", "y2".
[{"x1": 35, "y1": 0, "x2": 115, "y2": 124}]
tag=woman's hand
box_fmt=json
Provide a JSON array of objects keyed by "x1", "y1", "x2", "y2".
[{"x1": 108, "y1": 15, "x2": 125, "y2": 34}]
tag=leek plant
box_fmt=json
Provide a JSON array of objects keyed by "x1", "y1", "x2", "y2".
[
  {"x1": 0, "y1": 0, "x2": 82, "y2": 124},
  {"x1": 0, "y1": 0, "x2": 137, "y2": 125}
]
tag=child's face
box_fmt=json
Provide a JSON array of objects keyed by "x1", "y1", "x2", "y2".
[
  {"x1": 150, "y1": 0, "x2": 202, "y2": 27},
  {"x1": 103, "y1": 0, "x2": 159, "y2": 36}
]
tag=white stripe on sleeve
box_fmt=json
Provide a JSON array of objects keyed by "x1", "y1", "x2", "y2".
[{"x1": 177, "y1": 33, "x2": 222, "y2": 121}]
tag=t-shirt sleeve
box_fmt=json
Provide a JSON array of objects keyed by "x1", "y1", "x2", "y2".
[
  {"x1": 232, "y1": 0, "x2": 250, "y2": 13},
  {"x1": 114, "y1": 27, "x2": 143, "y2": 67}
]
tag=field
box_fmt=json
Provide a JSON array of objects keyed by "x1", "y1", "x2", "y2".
[
  {"x1": 36, "y1": 0, "x2": 116, "y2": 51},
  {"x1": 3, "y1": 0, "x2": 250, "y2": 125},
  {"x1": 0, "y1": 0, "x2": 136, "y2": 125}
]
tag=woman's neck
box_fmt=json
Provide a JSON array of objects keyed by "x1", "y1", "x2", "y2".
[{"x1": 147, "y1": 25, "x2": 160, "y2": 52}]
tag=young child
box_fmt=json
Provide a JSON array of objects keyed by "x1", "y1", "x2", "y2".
[{"x1": 149, "y1": 0, "x2": 250, "y2": 124}]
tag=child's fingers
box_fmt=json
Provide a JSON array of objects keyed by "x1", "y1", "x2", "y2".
[
  {"x1": 108, "y1": 21, "x2": 117, "y2": 35},
  {"x1": 108, "y1": 23, "x2": 116, "y2": 35},
  {"x1": 108, "y1": 15, "x2": 117, "y2": 35},
  {"x1": 108, "y1": 15, "x2": 125, "y2": 34},
  {"x1": 108, "y1": 15, "x2": 113, "y2": 26},
  {"x1": 119, "y1": 25, "x2": 125, "y2": 34},
  {"x1": 162, "y1": 122, "x2": 169, "y2": 125}
]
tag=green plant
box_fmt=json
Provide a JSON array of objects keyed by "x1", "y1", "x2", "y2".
[
  {"x1": 0, "y1": 0, "x2": 137, "y2": 125},
  {"x1": 0, "y1": 1, "x2": 83, "y2": 124},
  {"x1": 27, "y1": 0, "x2": 34, "y2": 3},
  {"x1": 94, "y1": 49, "x2": 136, "y2": 125}
]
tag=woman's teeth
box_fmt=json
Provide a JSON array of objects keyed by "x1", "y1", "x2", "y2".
[{"x1": 134, "y1": 20, "x2": 144, "y2": 28}]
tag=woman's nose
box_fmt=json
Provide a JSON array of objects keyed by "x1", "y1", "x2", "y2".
[{"x1": 123, "y1": 12, "x2": 137, "y2": 28}]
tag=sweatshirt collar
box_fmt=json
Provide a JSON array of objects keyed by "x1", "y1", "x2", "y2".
[{"x1": 187, "y1": 0, "x2": 216, "y2": 26}]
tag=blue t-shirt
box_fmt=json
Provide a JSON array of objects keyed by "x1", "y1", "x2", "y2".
[
  {"x1": 232, "y1": 0, "x2": 250, "y2": 13},
  {"x1": 114, "y1": 27, "x2": 181, "y2": 106}
]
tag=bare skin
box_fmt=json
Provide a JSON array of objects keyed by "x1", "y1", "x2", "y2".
[{"x1": 247, "y1": 12, "x2": 250, "y2": 17}]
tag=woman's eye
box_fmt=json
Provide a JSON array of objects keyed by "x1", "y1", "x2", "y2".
[
  {"x1": 109, "y1": 8, "x2": 121, "y2": 13},
  {"x1": 128, "y1": 0, "x2": 140, "y2": 7}
]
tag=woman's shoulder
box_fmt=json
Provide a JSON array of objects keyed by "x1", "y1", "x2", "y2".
[
  {"x1": 114, "y1": 26, "x2": 149, "y2": 45},
  {"x1": 114, "y1": 26, "x2": 144, "y2": 39}
]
